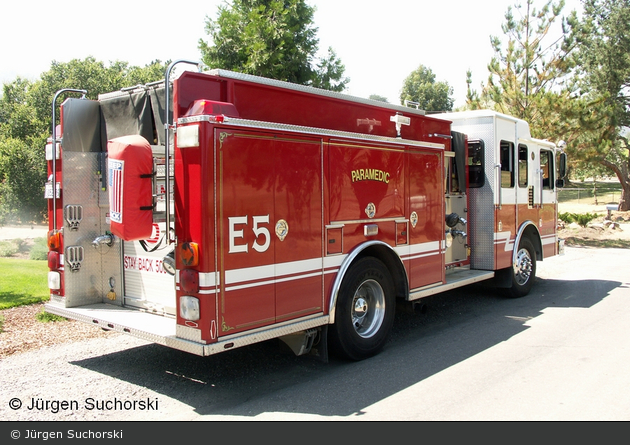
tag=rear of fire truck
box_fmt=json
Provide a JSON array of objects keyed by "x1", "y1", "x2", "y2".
[{"x1": 44, "y1": 78, "x2": 184, "y2": 348}]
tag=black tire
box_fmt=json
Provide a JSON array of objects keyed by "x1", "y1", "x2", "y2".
[
  {"x1": 329, "y1": 257, "x2": 396, "y2": 361},
  {"x1": 507, "y1": 238, "x2": 536, "y2": 298}
]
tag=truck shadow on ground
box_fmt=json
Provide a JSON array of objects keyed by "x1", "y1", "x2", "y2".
[{"x1": 71, "y1": 277, "x2": 622, "y2": 418}]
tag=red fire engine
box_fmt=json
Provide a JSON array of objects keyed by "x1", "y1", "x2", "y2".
[{"x1": 44, "y1": 61, "x2": 567, "y2": 361}]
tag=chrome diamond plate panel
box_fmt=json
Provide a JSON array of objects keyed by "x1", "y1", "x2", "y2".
[
  {"x1": 448, "y1": 116, "x2": 496, "y2": 270},
  {"x1": 61, "y1": 152, "x2": 123, "y2": 307}
]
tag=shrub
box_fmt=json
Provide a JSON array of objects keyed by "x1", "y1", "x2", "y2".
[
  {"x1": 28, "y1": 237, "x2": 48, "y2": 261},
  {"x1": 574, "y1": 212, "x2": 599, "y2": 227},
  {"x1": 558, "y1": 212, "x2": 574, "y2": 223},
  {"x1": 0, "y1": 240, "x2": 18, "y2": 257},
  {"x1": 558, "y1": 212, "x2": 599, "y2": 227}
]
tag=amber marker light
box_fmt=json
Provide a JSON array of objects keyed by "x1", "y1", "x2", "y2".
[
  {"x1": 47, "y1": 230, "x2": 61, "y2": 250},
  {"x1": 178, "y1": 242, "x2": 199, "y2": 267}
]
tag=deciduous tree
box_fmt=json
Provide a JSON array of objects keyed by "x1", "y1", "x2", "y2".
[
  {"x1": 0, "y1": 58, "x2": 169, "y2": 223},
  {"x1": 400, "y1": 65, "x2": 453, "y2": 112},
  {"x1": 199, "y1": 0, "x2": 349, "y2": 91}
]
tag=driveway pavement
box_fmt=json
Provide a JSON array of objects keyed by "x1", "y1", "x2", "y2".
[{"x1": 0, "y1": 225, "x2": 48, "y2": 241}]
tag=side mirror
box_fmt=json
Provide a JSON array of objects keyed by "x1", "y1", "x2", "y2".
[{"x1": 558, "y1": 152, "x2": 567, "y2": 179}]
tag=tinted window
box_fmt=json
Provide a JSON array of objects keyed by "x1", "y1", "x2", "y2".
[
  {"x1": 468, "y1": 140, "x2": 485, "y2": 188},
  {"x1": 500, "y1": 141, "x2": 514, "y2": 188},
  {"x1": 518, "y1": 144, "x2": 528, "y2": 188}
]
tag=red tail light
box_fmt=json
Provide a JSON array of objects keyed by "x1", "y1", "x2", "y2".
[
  {"x1": 180, "y1": 269, "x2": 199, "y2": 294},
  {"x1": 48, "y1": 251, "x2": 61, "y2": 270}
]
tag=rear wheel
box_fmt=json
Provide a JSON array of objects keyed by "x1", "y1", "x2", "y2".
[
  {"x1": 507, "y1": 238, "x2": 536, "y2": 298},
  {"x1": 329, "y1": 257, "x2": 395, "y2": 361}
]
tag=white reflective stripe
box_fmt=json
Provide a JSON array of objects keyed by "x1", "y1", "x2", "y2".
[
  {"x1": 409, "y1": 241, "x2": 441, "y2": 254},
  {"x1": 225, "y1": 264, "x2": 274, "y2": 285},
  {"x1": 199, "y1": 272, "x2": 218, "y2": 287},
  {"x1": 494, "y1": 231, "x2": 514, "y2": 251},
  {"x1": 199, "y1": 272, "x2": 218, "y2": 294},
  {"x1": 275, "y1": 257, "x2": 323, "y2": 278},
  {"x1": 397, "y1": 241, "x2": 441, "y2": 260},
  {"x1": 198, "y1": 288, "x2": 219, "y2": 295},
  {"x1": 221, "y1": 239, "x2": 446, "y2": 293},
  {"x1": 225, "y1": 257, "x2": 324, "y2": 289},
  {"x1": 323, "y1": 255, "x2": 346, "y2": 269},
  {"x1": 541, "y1": 234, "x2": 557, "y2": 245},
  {"x1": 226, "y1": 271, "x2": 323, "y2": 292}
]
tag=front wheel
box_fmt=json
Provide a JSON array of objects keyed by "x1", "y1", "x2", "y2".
[
  {"x1": 507, "y1": 238, "x2": 536, "y2": 298},
  {"x1": 329, "y1": 257, "x2": 395, "y2": 361}
]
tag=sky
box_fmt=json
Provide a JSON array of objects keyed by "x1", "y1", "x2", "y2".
[{"x1": 1, "y1": 0, "x2": 583, "y2": 109}]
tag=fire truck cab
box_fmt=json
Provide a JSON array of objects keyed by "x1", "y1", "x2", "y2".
[{"x1": 44, "y1": 63, "x2": 566, "y2": 361}]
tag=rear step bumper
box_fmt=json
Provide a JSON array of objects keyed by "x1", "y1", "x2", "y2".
[{"x1": 44, "y1": 303, "x2": 328, "y2": 356}]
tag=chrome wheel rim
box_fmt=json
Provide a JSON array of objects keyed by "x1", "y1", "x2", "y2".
[
  {"x1": 352, "y1": 279, "x2": 385, "y2": 338},
  {"x1": 514, "y1": 247, "x2": 533, "y2": 285}
]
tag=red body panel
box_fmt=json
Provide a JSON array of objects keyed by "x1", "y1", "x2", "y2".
[
  {"x1": 171, "y1": 72, "x2": 453, "y2": 341},
  {"x1": 407, "y1": 149, "x2": 445, "y2": 289},
  {"x1": 173, "y1": 71, "x2": 452, "y2": 145}
]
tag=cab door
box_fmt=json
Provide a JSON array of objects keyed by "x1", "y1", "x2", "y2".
[
  {"x1": 538, "y1": 146, "x2": 557, "y2": 257},
  {"x1": 495, "y1": 119, "x2": 517, "y2": 269}
]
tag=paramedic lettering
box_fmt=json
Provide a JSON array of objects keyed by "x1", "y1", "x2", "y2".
[{"x1": 351, "y1": 168, "x2": 390, "y2": 184}]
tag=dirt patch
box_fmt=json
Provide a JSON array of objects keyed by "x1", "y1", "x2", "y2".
[
  {"x1": 558, "y1": 210, "x2": 630, "y2": 248},
  {"x1": 0, "y1": 303, "x2": 119, "y2": 359}
]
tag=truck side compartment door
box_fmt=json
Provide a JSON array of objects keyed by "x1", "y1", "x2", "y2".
[{"x1": 217, "y1": 130, "x2": 323, "y2": 335}]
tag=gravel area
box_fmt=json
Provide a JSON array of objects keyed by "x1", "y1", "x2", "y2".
[{"x1": 0, "y1": 304, "x2": 119, "y2": 359}]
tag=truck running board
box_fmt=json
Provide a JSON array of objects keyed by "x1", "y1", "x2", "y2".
[
  {"x1": 408, "y1": 268, "x2": 495, "y2": 301},
  {"x1": 44, "y1": 303, "x2": 329, "y2": 357}
]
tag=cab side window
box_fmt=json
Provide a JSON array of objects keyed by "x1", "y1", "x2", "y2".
[
  {"x1": 468, "y1": 140, "x2": 485, "y2": 188},
  {"x1": 518, "y1": 144, "x2": 528, "y2": 188},
  {"x1": 541, "y1": 150, "x2": 554, "y2": 190},
  {"x1": 500, "y1": 141, "x2": 514, "y2": 188}
]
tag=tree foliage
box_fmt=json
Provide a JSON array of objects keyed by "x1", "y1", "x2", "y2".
[
  {"x1": 368, "y1": 94, "x2": 389, "y2": 103},
  {"x1": 400, "y1": 65, "x2": 454, "y2": 112},
  {"x1": 199, "y1": 0, "x2": 349, "y2": 92},
  {"x1": 0, "y1": 58, "x2": 168, "y2": 223},
  {"x1": 572, "y1": 0, "x2": 630, "y2": 209},
  {"x1": 465, "y1": 0, "x2": 630, "y2": 209},
  {"x1": 0, "y1": 137, "x2": 46, "y2": 224},
  {"x1": 466, "y1": 0, "x2": 578, "y2": 127}
]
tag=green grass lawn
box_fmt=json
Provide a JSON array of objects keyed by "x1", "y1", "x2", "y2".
[{"x1": 0, "y1": 258, "x2": 49, "y2": 309}]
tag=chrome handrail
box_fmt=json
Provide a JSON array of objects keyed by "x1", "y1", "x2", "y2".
[{"x1": 163, "y1": 60, "x2": 203, "y2": 245}]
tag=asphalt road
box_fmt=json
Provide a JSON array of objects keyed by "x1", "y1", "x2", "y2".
[{"x1": 1, "y1": 246, "x2": 629, "y2": 421}]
